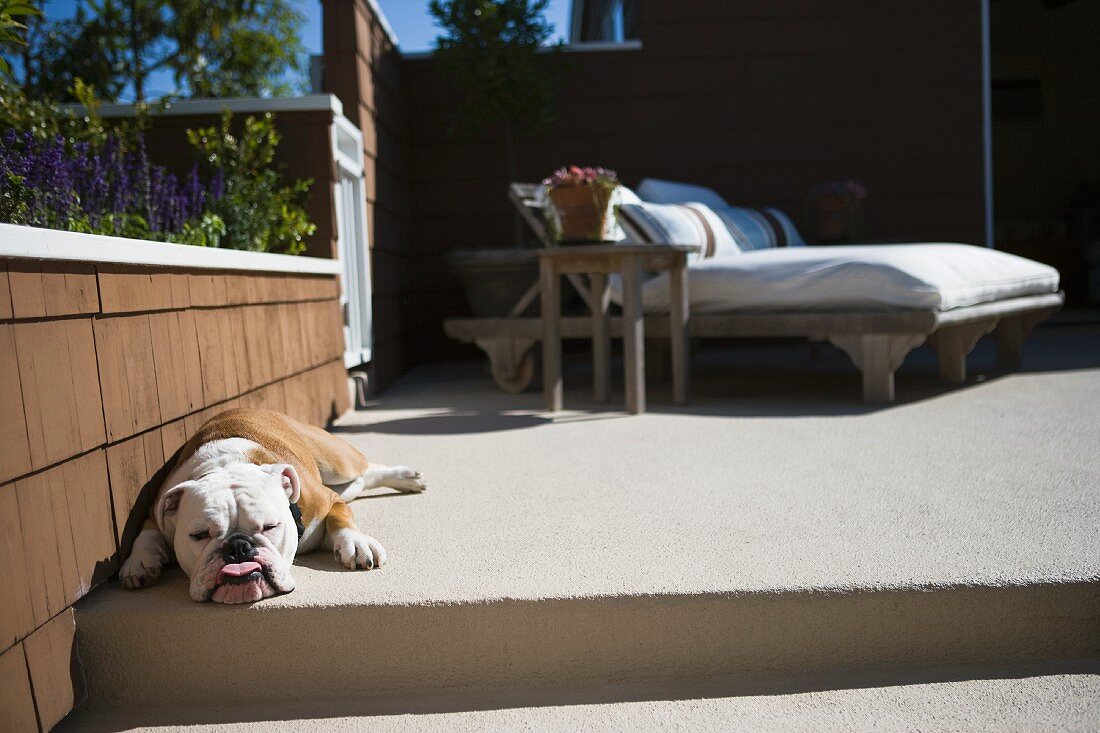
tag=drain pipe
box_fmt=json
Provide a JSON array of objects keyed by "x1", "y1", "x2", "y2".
[{"x1": 982, "y1": 0, "x2": 995, "y2": 247}]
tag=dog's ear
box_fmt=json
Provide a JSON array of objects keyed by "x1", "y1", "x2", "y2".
[
  {"x1": 154, "y1": 481, "x2": 195, "y2": 531},
  {"x1": 264, "y1": 464, "x2": 301, "y2": 504}
]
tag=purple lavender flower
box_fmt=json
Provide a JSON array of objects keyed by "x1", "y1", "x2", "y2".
[
  {"x1": 211, "y1": 168, "x2": 225, "y2": 200},
  {"x1": 0, "y1": 127, "x2": 224, "y2": 240}
]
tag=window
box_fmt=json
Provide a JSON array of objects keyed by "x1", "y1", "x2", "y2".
[{"x1": 571, "y1": 0, "x2": 639, "y2": 44}]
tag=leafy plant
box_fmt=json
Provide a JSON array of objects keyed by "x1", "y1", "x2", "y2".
[
  {"x1": 0, "y1": 0, "x2": 39, "y2": 75},
  {"x1": 0, "y1": 76, "x2": 313, "y2": 254},
  {"x1": 0, "y1": 73, "x2": 126, "y2": 148},
  {"x1": 6, "y1": 0, "x2": 306, "y2": 102},
  {"x1": 0, "y1": 126, "x2": 226, "y2": 244},
  {"x1": 429, "y1": 0, "x2": 561, "y2": 185},
  {"x1": 187, "y1": 111, "x2": 315, "y2": 255}
]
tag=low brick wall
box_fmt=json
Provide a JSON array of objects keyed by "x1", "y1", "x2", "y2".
[{"x1": 0, "y1": 227, "x2": 349, "y2": 731}]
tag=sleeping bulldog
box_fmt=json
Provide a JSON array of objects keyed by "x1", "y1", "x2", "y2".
[{"x1": 119, "y1": 408, "x2": 425, "y2": 603}]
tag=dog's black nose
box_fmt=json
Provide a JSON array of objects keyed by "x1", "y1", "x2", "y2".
[{"x1": 222, "y1": 533, "x2": 258, "y2": 563}]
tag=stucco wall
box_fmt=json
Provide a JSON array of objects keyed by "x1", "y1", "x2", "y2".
[{"x1": 0, "y1": 235, "x2": 349, "y2": 731}]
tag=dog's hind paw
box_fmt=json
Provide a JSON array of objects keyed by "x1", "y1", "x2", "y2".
[{"x1": 390, "y1": 466, "x2": 427, "y2": 493}]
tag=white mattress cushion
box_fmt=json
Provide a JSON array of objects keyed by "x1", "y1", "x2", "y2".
[
  {"x1": 636, "y1": 178, "x2": 730, "y2": 209},
  {"x1": 617, "y1": 243, "x2": 1060, "y2": 313}
]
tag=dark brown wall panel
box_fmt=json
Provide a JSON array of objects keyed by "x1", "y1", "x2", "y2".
[
  {"x1": 24, "y1": 608, "x2": 80, "y2": 732},
  {"x1": 6, "y1": 261, "x2": 47, "y2": 319},
  {"x1": 95, "y1": 315, "x2": 162, "y2": 443},
  {"x1": 0, "y1": 254, "x2": 347, "y2": 728},
  {"x1": 0, "y1": 482, "x2": 35, "y2": 650},
  {"x1": 0, "y1": 325, "x2": 33, "y2": 484},
  {"x1": 63, "y1": 451, "x2": 118, "y2": 592},
  {"x1": 15, "y1": 470, "x2": 68, "y2": 628},
  {"x1": 106, "y1": 430, "x2": 164, "y2": 552},
  {"x1": 15, "y1": 319, "x2": 105, "y2": 470},
  {"x1": 99, "y1": 266, "x2": 176, "y2": 314},
  {"x1": 0, "y1": 644, "x2": 38, "y2": 733},
  {"x1": 0, "y1": 262, "x2": 13, "y2": 319},
  {"x1": 189, "y1": 272, "x2": 229, "y2": 307},
  {"x1": 149, "y1": 311, "x2": 194, "y2": 423},
  {"x1": 6, "y1": 260, "x2": 99, "y2": 318}
]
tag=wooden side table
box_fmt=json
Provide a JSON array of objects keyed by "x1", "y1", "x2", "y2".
[{"x1": 536, "y1": 244, "x2": 698, "y2": 414}]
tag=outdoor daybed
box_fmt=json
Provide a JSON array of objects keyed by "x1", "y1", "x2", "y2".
[{"x1": 443, "y1": 181, "x2": 1063, "y2": 403}]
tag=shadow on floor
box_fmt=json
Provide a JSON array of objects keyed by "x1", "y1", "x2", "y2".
[
  {"x1": 332, "y1": 411, "x2": 552, "y2": 435},
  {"x1": 330, "y1": 325, "x2": 1100, "y2": 435},
  {"x1": 65, "y1": 659, "x2": 1099, "y2": 731}
]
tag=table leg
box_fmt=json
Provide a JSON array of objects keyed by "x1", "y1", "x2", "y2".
[
  {"x1": 589, "y1": 273, "x2": 610, "y2": 403},
  {"x1": 669, "y1": 256, "x2": 690, "y2": 405},
  {"x1": 540, "y1": 259, "x2": 562, "y2": 411},
  {"x1": 622, "y1": 257, "x2": 646, "y2": 414}
]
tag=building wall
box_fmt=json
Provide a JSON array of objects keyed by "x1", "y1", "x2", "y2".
[
  {"x1": 0, "y1": 254, "x2": 348, "y2": 731},
  {"x1": 393, "y1": 0, "x2": 987, "y2": 364},
  {"x1": 322, "y1": 0, "x2": 412, "y2": 391},
  {"x1": 991, "y1": 0, "x2": 1100, "y2": 225}
]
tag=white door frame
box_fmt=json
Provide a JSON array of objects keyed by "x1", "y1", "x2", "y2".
[
  {"x1": 982, "y1": 0, "x2": 994, "y2": 247},
  {"x1": 331, "y1": 114, "x2": 374, "y2": 368}
]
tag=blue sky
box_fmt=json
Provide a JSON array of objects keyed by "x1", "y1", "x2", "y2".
[
  {"x1": 376, "y1": 0, "x2": 571, "y2": 52},
  {"x1": 28, "y1": 1, "x2": 571, "y2": 99},
  {"x1": 37, "y1": 0, "x2": 572, "y2": 55}
]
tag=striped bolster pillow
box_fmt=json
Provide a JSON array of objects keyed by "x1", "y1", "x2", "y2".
[
  {"x1": 615, "y1": 202, "x2": 741, "y2": 262},
  {"x1": 711, "y1": 206, "x2": 806, "y2": 251}
]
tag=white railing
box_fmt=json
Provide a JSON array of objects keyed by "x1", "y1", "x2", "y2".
[{"x1": 331, "y1": 115, "x2": 374, "y2": 369}]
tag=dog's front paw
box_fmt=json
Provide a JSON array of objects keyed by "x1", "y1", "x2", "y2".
[
  {"x1": 390, "y1": 466, "x2": 427, "y2": 493},
  {"x1": 119, "y1": 549, "x2": 167, "y2": 589},
  {"x1": 331, "y1": 531, "x2": 387, "y2": 570}
]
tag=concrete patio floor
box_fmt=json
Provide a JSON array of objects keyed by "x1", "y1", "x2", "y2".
[{"x1": 69, "y1": 323, "x2": 1100, "y2": 728}]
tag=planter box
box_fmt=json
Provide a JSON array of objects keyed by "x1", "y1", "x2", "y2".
[{"x1": 0, "y1": 223, "x2": 350, "y2": 729}]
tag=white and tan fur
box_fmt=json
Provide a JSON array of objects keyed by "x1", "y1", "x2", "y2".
[{"x1": 119, "y1": 408, "x2": 425, "y2": 604}]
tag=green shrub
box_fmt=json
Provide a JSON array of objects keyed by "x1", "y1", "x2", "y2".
[{"x1": 187, "y1": 111, "x2": 315, "y2": 255}]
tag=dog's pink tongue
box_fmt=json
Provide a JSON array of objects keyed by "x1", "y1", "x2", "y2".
[{"x1": 220, "y1": 561, "x2": 261, "y2": 578}]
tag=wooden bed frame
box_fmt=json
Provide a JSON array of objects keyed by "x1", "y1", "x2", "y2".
[{"x1": 442, "y1": 184, "x2": 1064, "y2": 403}]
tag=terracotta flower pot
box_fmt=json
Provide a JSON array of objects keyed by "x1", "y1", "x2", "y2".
[{"x1": 549, "y1": 183, "x2": 616, "y2": 243}]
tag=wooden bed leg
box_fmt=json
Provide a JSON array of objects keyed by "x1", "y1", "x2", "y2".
[
  {"x1": 475, "y1": 339, "x2": 536, "y2": 394},
  {"x1": 669, "y1": 256, "x2": 690, "y2": 405},
  {"x1": 930, "y1": 319, "x2": 997, "y2": 384},
  {"x1": 995, "y1": 311, "x2": 1052, "y2": 371},
  {"x1": 540, "y1": 260, "x2": 563, "y2": 411},
  {"x1": 829, "y1": 333, "x2": 926, "y2": 403},
  {"x1": 590, "y1": 273, "x2": 611, "y2": 403},
  {"x1": 622, "y1": 258, "x2": 646, "y2": 414}
]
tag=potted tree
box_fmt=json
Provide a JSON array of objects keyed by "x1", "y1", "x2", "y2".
[{"x1": 431, "y1": 0, "x2": 561, "y2": 316}]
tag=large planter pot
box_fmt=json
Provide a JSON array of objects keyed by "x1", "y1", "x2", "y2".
[
  {"x1": 447, "y1": 248, "x2": 540, "y2": 317},
  {"x1": 548, "y1": 184, "x2": 616, "y2": 243}
]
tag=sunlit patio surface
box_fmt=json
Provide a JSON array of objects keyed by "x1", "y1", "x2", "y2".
[{"x1": 67, "y1": 322, "x2": 1100, "y2": 730}]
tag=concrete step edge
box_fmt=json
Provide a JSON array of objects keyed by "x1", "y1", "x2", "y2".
[{"x1": 75, "y1": 580, "x2": 1100, "y2": 712}]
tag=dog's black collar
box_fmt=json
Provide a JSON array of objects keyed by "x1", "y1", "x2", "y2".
[{"x1": 289, "y1": 501, "x2": 305, "y2": 538}]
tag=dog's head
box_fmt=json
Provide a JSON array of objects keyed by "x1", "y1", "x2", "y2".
[{"x1": 156, "y1": 462, "x2": 301, "y2": 604}]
